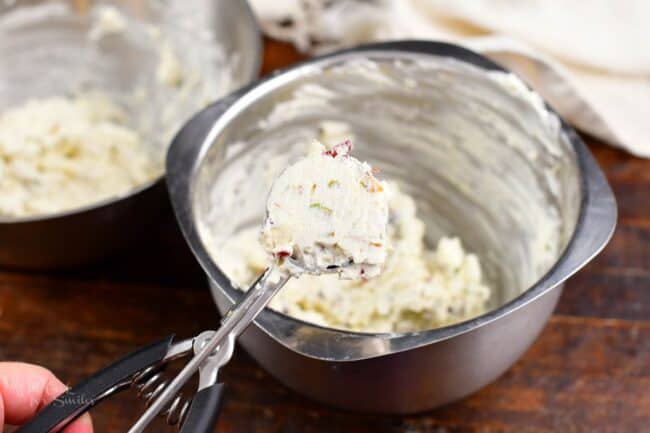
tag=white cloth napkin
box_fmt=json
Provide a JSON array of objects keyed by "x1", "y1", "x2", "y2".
[{"x1": 250, "y1": 0, "x2": 650, "y2": 158}]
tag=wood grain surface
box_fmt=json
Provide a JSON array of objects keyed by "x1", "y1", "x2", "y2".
[{"x1": 0, "y1": 39, "x2": 648, "y2": 433}]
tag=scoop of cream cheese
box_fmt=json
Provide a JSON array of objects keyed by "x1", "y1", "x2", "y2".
[{"x1": 260, "y1": 140, "x2": 389, "y2": 278}]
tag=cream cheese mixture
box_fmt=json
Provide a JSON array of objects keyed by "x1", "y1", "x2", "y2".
[
  {"x1": 261, "y1": 140, "x2": 389, "y2": 279},
  {"x1": 220, "y1": 178, "x2": 491, "y2": 333},
  {"x1": 0, "y1": 96, "x2": 156, "y2": 218}
]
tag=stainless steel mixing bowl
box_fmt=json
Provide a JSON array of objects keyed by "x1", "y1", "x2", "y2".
[
  {"x1": 0, "y1": 0, "x2": 261, "y2": 268},
  {"x1": 167, "y1": 41, "x2": 617, "y2": 413}
]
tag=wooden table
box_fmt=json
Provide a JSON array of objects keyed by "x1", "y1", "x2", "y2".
[{"x1": 1, "y1": 39, "x2": 648, "y2": 433}]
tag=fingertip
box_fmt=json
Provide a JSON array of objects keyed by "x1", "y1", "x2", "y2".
[{"x1": 0, "y1": 362, "x2": 67, "y2": 425}]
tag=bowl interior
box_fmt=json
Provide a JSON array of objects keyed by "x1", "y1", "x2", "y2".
[
  {"x1": 0, "y1": 0, "x2": 255, "y2": 206},
  {"x1": 194, "y1": 52, "x2": 581, "y2": 322}
]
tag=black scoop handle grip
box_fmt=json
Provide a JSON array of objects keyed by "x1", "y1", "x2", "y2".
[
  {"x1": 180, "y1": 383, "x2": 226, "y2": 433},
  {"x1": 15, "y1": 335, "x2": 175, "y2": 433}
]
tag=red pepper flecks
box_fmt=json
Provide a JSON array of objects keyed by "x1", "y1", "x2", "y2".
[
  {"x1": 323, "y1": 139, "x2": 352, "y2": 158},
  {"x1": 276, "y1": 251, "x2": 290, "y2": 258}
]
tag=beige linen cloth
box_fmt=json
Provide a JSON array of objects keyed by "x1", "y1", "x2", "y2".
[{"x1": 250, "y1": 0, "x2": 650, "y2": 158}]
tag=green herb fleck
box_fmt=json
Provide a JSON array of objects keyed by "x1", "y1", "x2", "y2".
[{"x1": 310, "y1": 202, "x2": 333, "y2": 215}]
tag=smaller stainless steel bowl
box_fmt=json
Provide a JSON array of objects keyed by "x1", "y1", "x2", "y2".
[
  {"x1": 0, "y1": 0, "x2": 261, "y2": 269},
  {"x1": 167, "y1": 41, "x2": 617, "y2": 413}
]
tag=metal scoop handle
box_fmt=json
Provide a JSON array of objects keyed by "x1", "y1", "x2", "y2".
[{"x1": 127, "y1": 265, "x2": 290, "y2": 433}]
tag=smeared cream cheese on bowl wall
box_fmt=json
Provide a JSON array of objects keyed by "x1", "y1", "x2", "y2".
[
  {"x1": 0, "y1": 3, "x2": 234, "y2": 219},
  {"x1": 195, "y1": 49, "x2": 569, "y2": 335}
]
